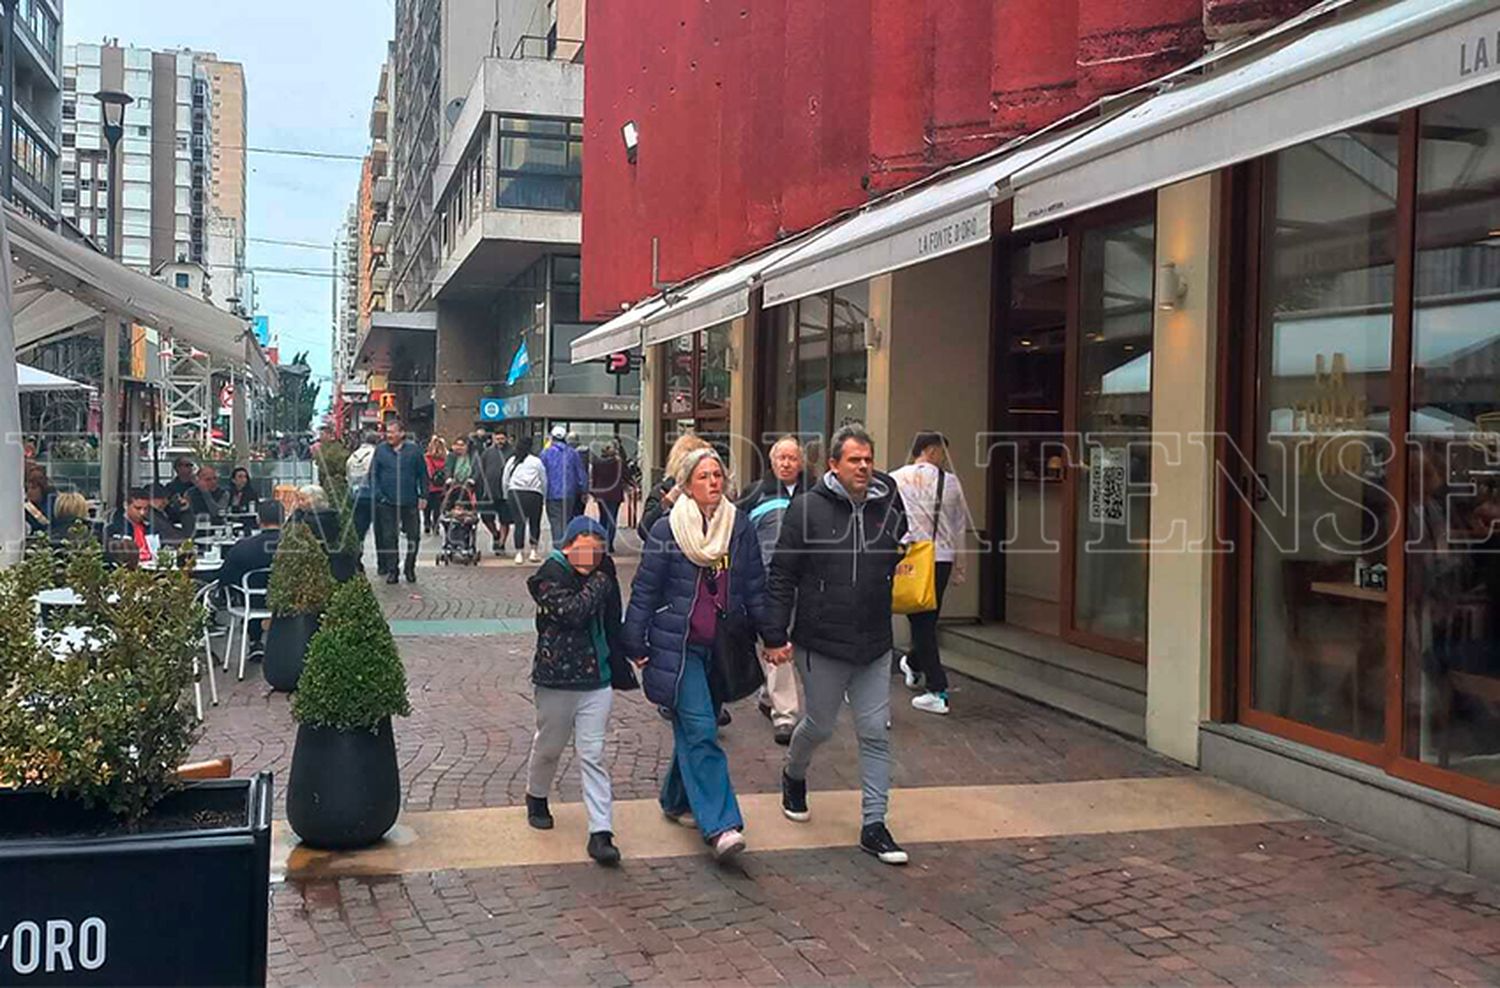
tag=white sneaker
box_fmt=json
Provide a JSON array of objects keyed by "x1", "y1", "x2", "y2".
[
  {"x1": 711, "y1": 829, "x2": 746, "y2": 861},
  {"x1": 514, "y1": 551, "x2": 525, "y2": 565},
  {"x1": 912, "y1": 692, "x2": 949, "y2": 715},
  {"x1": 899, "y1": 655, "x2": 922, "y2": 691},
  {"x1": 528, "y1": 549, "x2": 541, "y2": 563}
]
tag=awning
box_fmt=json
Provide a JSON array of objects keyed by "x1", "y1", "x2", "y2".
[
  {"x1": 759, "y1": 128, "x2": 1088, "y2": 307},
  {"x1": 640, "y1": 238, "x2": 821, "y2": 347},
  {"x1": 1010, "y1": 0, "x2": 1500, "y2": 229},
  {"x1": 570, "y1": 297, "x2": 666, "y2": 364},
  {"x1": 18, "y1": 362, "x2": 95, "y2": 393},
  {"x1": 4, "y1": 203, "x2": 273, "y2": 384},
  {"x1": 354, "y1": 309, "x2": 438, "y2": 368}
]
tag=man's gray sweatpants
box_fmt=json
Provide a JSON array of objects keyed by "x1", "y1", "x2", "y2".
[
  {"x1": 784, "y1": 646, "x2": 892, "y2": 826},
  {"x1": 527, "y1": 686, "x2": 613, "y2": 833}
]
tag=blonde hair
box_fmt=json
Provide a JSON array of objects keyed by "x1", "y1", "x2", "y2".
[
  {"x1": 426, "y1": 436, "x2": 448, "y2": 458},
  {"x1": 53, "y1": 491, "x2": 89, "y2": 524},
  {"x1": 664, "y1": 433, "x2": 711, "y2": 484},
  {"x1": 298, "y1": 485, "x2": 330, "y2": 511}
]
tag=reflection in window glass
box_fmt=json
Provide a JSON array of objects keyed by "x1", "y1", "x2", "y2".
[
  {"x1": 1405, "y1": 82, "x2": 1500, "y2": 781},
  {"x1": 1251, "y1": 120, "x2": 1400, "y2": 741},
  {"x1": 1073, "y1": 218, "x2": 1155, "y2": 645},
  {"x1": 698, "y1": 324, "x2": 731, "y2": 415},
  {"x1": 831, "y1": 282, "x2": 868, "y2": 432},
  {"x1": 797, "y1": 294, "x2": 830, "y2": 454}
]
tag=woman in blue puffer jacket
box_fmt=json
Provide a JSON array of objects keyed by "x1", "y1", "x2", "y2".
[{"x1": 622, "y1": 447, "x2": 790, "y2": 862}]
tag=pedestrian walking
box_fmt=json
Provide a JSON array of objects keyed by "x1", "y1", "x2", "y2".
[
  {"x1": 524, "y1": 515, "x2": 635, "y2": 866},
  {"x1": 345, "y1": 429, "x2": 379, "y2": 556},
  {"x1": 590, "y1": 442, "x2": 629, "y2": 552},
  {"x1": 637, "y1": 433, "x2": 711, "y2": 543},
  {"x1": 891, "y1": 431, "x2": 970, "y2": 715},
  {"x1": 371, "y1": 419, "x2": 429, "y2": 584},
  {"x1": 622, "y1": 447, "x2": 790, "y2": 862},
  {"x1": 735, "y1": 435, "x2": 809, "y2": 745},
  {"x1": 542, "y1": 425, "x2": 589, "y2": 549},
  {"x1": 768, "y1": 424, "x2": 911, "y2": 864},
  {"x1": 504, "y1": 435, "x2": 548, "y2": 564},
  {"x1": 478, "y1": 431, "x2": 513, "y2": 556},
  {"x1": 423, "y1": 436, "x2": 448, "y2": 534}
]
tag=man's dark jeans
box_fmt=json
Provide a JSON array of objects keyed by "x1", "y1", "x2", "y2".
[{"x1": 374, "y1": 501, "x2": 421, "y2": 576}]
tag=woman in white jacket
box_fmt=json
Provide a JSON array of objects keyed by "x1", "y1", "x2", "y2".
[
  {"x1": 503, "y1": 435, "x2": 548, "y2": 563},
  {"x1": 891, "y1": 431, "x2": 970, "y2": 716}
]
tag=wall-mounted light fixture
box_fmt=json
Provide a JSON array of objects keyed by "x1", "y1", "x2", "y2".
[
  {"x1": 1157, "y1": 262, "x2": 1188, "y2": 311},
  {"x1": 863, "y1": 316, "x2": 882, "y2": 351},
  {"x1": 621, "y1": 120, "x2": 639, "y2": 164}
]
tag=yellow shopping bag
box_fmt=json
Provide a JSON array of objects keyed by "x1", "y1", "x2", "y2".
[{"x1": 891, "y1": 540, "x2": 937, "y2": 614}]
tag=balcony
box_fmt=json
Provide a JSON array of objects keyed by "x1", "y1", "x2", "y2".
[
  {"x1": 370, "y1": 219, "x2": 392, "y2": 249},
  {"x1": 370, "y1": 95, "x2": 388, "y2": 141},
  {"x1": 371, "y1": 261, "x2": 391, "y2": 290},
  {"x1": 369, "y1": 137, "x2": 389, "y2": 178},
  {"x1": 372, "y1": 174, "x2": 392, "y2": 205}
]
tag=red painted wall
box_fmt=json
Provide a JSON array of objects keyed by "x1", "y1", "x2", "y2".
[{"x1": 581, "y1": 0, "x2": 1316, "y2": 320}]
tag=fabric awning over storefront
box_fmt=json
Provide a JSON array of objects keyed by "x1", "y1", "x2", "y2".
[
  {"x1": 5, "y1": 203, "x2": 273, "y2": 384},
  {"x1": 570, "y1": 297, "x2": 666, "y2": 364},
  {"x1": 1010, "y1": 0, "x2": 1500, "y2": 229},
  {"x1": 638, "y1": 237, "x2": 820, "y2": 348},
  {"x1": 18, "y1": 363, "x2": 94, "y2": 392},
  {"x1": 759, "y1": 128, "x2": 1083, "y2": 308}
]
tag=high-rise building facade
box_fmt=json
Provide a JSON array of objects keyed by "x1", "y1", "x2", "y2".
[
  {"x1": 60, "y1": 43, "x2": 247, "y2": 310},
  {"x1": 2, "y1": 0, "x2": 64, "y2": 227}
]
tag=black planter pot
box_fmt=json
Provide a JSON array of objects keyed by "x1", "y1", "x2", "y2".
[
  {"x1": 263, "y1": 612, "x2": 320, "y2": 692},
  {"x1": 0, "y1": 774, "x2": 272, "y2": 987},
  {"x1": 287, "y1": 718, "x2": 400, "y2": 850}
]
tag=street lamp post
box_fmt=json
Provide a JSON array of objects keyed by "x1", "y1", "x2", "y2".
[{"x1": 93, "y1": 89, "x2": 133, "y2": 259}]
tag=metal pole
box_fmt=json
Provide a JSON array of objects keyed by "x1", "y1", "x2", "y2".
[{"x1": 104, "y1": 136, "x2": 120, "y2": 258}]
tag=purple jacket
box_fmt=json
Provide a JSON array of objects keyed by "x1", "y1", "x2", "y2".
[{"x1": 541, "y1": 442, "x2": 588, "y2": 501}]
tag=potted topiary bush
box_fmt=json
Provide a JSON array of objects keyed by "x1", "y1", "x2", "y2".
[
  {"x1": 263, "y1": 521, "x2": 334, "y2": 692},
  {"x1": 287, "y1": 575, "x2": 411, "y2": 849},
  {"x1": 0, "y1": 539, "x2": 272, "y2": 986}
]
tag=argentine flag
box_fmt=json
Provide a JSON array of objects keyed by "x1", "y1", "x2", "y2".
[{"x1": 506, "y1": 341, "x2": 531, "y2": 386}]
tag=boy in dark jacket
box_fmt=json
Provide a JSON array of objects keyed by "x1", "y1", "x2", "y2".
[{"x1": 524, "y1": 516, "x2": 629, "y2": 865}]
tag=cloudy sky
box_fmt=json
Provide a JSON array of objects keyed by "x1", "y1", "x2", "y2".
[{"x1": 67, "y1": 0, "x2": 393, "y2": 412}]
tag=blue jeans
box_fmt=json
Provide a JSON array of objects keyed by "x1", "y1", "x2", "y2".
[
  {"x1": 660, "y1": 646, "x2": 743, "y2": 840},
  {"x1": 597, "y1": 500, "x2": 620, "y2": 552}
]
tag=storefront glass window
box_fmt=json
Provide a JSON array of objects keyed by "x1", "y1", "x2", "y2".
[
  {"x1": 698, "y1": 324, "x2": 731, "y2": 416},
  {"x1": 763, "y1": 303, "x2": 798, "y2": 438},
  {"x1": 797, "y1": 294, "x2": 830, "y2": 454},
  {"x1": 1404, "y1": 85, "x2": 1500, "y2": 781},
  {"x1": 1073, "y1": 218, "x2": 1156, "y2": 644},
  {"x1": 831, "y1": 282, "x2": 870, "y2": 432},
  {"x1": 1251, "y1": 120, "x2": 1400, "y2": 742}
]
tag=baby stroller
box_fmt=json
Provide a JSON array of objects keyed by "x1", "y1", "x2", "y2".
[{"x1": 437, "y1": 481, "x2": 481, "y2": 566}]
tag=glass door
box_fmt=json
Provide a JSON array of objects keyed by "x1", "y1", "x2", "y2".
[{"x1": 1239, "y1": 120, "x2": 1401, "y2": 755}]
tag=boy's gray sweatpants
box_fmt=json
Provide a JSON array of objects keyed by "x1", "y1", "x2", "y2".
[
  {"x1": 527, "y1": 685, "x2": 613, "y2": 833},
  {"x1": 784, "y1": 646, "x2": 892, "y2": 826}
]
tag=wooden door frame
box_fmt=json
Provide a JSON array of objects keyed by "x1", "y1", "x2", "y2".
[{"x1": 1216, "y1": 106, "x2": 1500, "y2": 809}]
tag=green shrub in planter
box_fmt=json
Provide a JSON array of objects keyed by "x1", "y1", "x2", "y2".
[
  {"x1": 291, "y1": 575, "x2": 411, "y2": 731},
  {"x1": 288, "y1": 576, "x2": 411, "y2": 848},
  {"x1": 263, "y1": 522, "x2": 334, "y2": 691},
  {"x1": 0, "y1": 537, "x2": 201, "y2": 825}
]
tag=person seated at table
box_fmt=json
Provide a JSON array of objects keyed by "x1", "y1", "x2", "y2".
[
  {"x1": 226, "y1": 466, "x2": 259, "y2": 515},
  {"x1": 218, "y1": 500, "x2": 284, "y2": 662},
  {"x1": 24, "y1": 467, "x2": 53, "y2": 535},
  {"x1": 292, "y1": 484, "x2": 358, "y2": 581},
  {"x1": 190, "y1": 465, "x2": 231, "y2": 523},
  {"x1": 47, "y1": 492, "x2": 93, "y2": 548},
  {"x1": 166, "y1": 456, "x2": 197, "y2": 501},
  {"x1": 103, "y1": 488, "x2": 155, "y2": 563},
  {"x1": 147, "y1": 483, "x2": 195, "y2": 544}
]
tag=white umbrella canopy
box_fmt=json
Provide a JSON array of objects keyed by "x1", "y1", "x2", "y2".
[{"x1": 17, "y1": 362, "x2": 94, "y2": 393}]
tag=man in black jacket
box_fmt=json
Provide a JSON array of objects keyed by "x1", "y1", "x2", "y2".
[
  {"x1": 217, "y1": 500, "x2": 284, "y2": 659},
  {"x1": 767, "y1": 424, "x2": 910, "y2": 865}
]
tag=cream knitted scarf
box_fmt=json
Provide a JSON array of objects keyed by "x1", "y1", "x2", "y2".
[{"x1": 669, "y1": 494, "x2": 737, "y2": 567}]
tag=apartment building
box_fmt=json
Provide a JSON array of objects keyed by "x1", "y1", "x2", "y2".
[
  {"x1": 2, "y1": 0, "x2": 64, "y2": 226},
  {"x1": 60, "y1": 42, "x2": 246, "y2": 310}
]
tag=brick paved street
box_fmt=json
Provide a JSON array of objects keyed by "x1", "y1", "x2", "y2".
[{"x1": 195, "y1": 561, "x2": 1500, "y2": 986}]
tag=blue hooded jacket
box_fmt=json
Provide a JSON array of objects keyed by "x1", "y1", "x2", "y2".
[
  {"x1": 621, "y1": 508, "x2": 788, "y2": 709},
  {"x1": 541, "y1": 442, "x2": 588, "y2": 501}
]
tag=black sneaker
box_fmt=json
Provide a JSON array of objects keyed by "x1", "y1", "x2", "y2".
[
  {"x1": 385, "y1": 570, "x2": 399, "y2": 585},
  {"x1": 781, "y1": 771, "x2": 809, "y2": 822},
  {"x1": 587, "y1": 831, "x2": 621, "y2": 866},
  {"x1": 773, "y1": 723, "x2": 794, "y2": 746},
  {"x1": 860, "y1": 822, "x2": 908, "y2": 865},
  {"x1": 757, "y1": 699, "x2": 773, "y2": 721},
  {"x1": 525, "y1": 794, "x2": 553, "y2": 830},
  {"x1": 404, "y1": 566, "x2": 417, "y2": 583}
]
